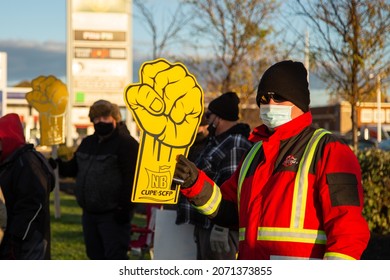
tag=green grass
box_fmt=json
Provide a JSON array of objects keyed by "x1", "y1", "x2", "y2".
[
  {"x1": 50, "y1": 192, "x2": 87, "y2": 259},
  {"x1": 49, "y1": 191, "x2": 149, "y2": 260}
]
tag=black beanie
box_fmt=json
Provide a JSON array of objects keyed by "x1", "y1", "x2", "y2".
[
  {"x1": 256, "y1": 60, "x2": 310, "y2": 112},
  {"x1": 208, "y1": 91, "x2": 240, "y2": 121}
]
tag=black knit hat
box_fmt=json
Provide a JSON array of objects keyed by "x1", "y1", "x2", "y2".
[
  {"x1": 256, "y1": 60, "x2": 310, "y2": 112},
  {"x1": 208, "y1": 91, "x2": 240, "y2": 121}
]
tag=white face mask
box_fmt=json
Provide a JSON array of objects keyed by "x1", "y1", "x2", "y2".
[{"x1": 260, "y1": 104, "x2": 294, "y2": 128}]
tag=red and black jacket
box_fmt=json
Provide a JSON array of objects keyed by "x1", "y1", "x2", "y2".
[{"x1": 182, "y1": 111, "x2": 370, "y2": 260}]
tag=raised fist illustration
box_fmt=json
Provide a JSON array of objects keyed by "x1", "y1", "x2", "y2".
[
  {"x1": 125, "y1": 59, "x2": 203, "y2": 148},
  {"x1": 26, "y1": 75, "x2": 69, "y2": 145},
  {"x1": 124, "y1": 58, "x2": 204, "y2": 204}
]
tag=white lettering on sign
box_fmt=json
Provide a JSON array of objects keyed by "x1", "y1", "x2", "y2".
[{"x1": 82, "y1": 31, "x2": 114, "y2": 40}]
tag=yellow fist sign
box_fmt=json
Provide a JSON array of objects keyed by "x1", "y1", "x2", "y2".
[
  {"x1": 26, "y1": 75, "x2": 69, "y2": 146},
  {"x1": 124, "y1": 58, "x2": 204, "y2": 204}
]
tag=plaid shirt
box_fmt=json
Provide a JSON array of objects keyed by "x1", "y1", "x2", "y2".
[{"x1": 176, "y1": 123, "x2": 252, "y2": 229}]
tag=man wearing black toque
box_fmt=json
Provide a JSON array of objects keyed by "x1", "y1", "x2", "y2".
[
  {"x1": 174, "y1": 60, "x2": 370, "y2": 260},
  {"x1": 55, "y1": 100, "x2": 139, "y2": 260}
]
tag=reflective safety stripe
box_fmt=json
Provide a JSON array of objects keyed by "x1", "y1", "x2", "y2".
[
  {"x1": 239, "y1": 228, "x2": 246, "y2": 241},
  {"x1": 257, "y1": 227, "x2": 327, "y2": 244},
  {"x1": 270, "y1": 255, "x2": 321, "y2": 260},
  {"x1": 193, "y1": 183, "x2": 222, "y2": 216},
  {"x1": 237, "y1": 141, "x2": 263, "y2": 214},
  {"x1": 237, "y1": 128, "x2": 330, "y2": 244},
  {"x1": 291, "y1": 128, "x2": 330, "y2": 228},
  {"x1": 324, "y1": 252, "x2": 356, "y2": 260}
]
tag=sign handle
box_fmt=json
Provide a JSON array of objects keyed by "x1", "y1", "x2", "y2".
[{"x1": 51, "y1": 144, "x2": 61, "y2": 218}]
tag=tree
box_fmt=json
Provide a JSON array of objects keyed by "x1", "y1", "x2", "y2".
[
  {"x1": 295, "y1": 0, "x2": 390, "y2": 151},
  {"x1": 13, "y1": 80, "x2": 32, "y2": 87},
  {"x1": 184, "y1": 0, "x2": 281, "y2": 103},
  {"x1": 133, "y1": 0, "x2": 193, "y2": 59}
]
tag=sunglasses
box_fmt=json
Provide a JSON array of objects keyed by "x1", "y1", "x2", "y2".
[{"x1": 259, "y1": 92, "x2": 288, "y2": 105}]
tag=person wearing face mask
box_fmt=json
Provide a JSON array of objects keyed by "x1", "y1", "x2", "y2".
[
  {"x1": 174, "y1": 60, "x2": 370, "y2": 260},
  {"x1": 176, "y1": 91, "x2": 252, "y2": 260},
  {"x1": 54, "y1": 99, "x2": 139, "y2": 259}
]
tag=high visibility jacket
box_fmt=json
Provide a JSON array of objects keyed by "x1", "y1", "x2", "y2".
[{"x1": 181, "y1": 112, "x2": 370, "y2": 260}]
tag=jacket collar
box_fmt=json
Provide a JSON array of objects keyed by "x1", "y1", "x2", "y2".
[
  {"x1": 210, "y1": 123, "x2": 251, "y2": 143},
  {"x1": 0, "y1": 144, "x2": 33, "y2": 168}
]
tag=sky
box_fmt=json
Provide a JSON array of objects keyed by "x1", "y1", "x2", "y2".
[
  {"x1": 0, "y1": 0, "x2": 67, "y2": 84},
  {"x1": 0, "y1": 0, "x2": 181, "y2": 81},
  {"x1": 0, "y1": 0, "x2": 161, "y2": 85},
  {"x1": 0, "y1": 0, "x2": 330, "y2": 106}
]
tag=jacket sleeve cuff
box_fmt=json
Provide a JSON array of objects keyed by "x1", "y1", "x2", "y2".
[{"x1": 180, "y1": 170, "x2": 213, "y2": 198}]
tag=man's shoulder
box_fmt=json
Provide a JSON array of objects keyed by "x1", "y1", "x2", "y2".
[
  {"x1": 212, "y1": 134, "x2": 252, "y2": 157},
  {"x1": 14, "y1": 145, "x2": 55, "y2": 189},
  {"x1": 221, "y1": 123, "x2": 251, "y2": 139},
  {"x1": 80, "y1": 134, "x2": 97, "y2": 143},
  {"x1": 117, "y1": 132, "x2": 139, "y2": 147},
  {"x1": 14, "y1": 144, "x2": 37, "y2": 161},
  {"x1": 224, "y1": 132, "x2": 252, "y2": 146}
]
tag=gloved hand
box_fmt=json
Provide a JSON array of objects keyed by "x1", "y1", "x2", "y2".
[
  {"x1": 174, "y1": 154, "x2": 199, "y2": 189},
  {"x1": 48, "y1": 157, "x2": 60, "y2": 169},
  {"x1": 210, "y1": 225, "x2": 230, "y2": 253}
]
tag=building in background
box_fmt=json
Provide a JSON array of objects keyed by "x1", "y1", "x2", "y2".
[
  {"x1": 0, "y1": 1, "x2": 134, "y2": 146},
  {"x1": 4, "y1": 85, "x2": 390, "y2": 147},
  {"x1": 66, "y1": 0, "x2": 133, "y2": 145},
  {"x1": 311, "y1": 101, "x2": 390, "y2": 143}
]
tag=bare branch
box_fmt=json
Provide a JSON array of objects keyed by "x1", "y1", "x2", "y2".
[
  {"x1": 185, "y1": 0, "x2": 280, "y2": 98},
  {"x1": 294, "y1": 0, "x2": 390, "y2": 150},
  {"x1": 134, "y1": 0, "x2": 194, "y2": 59}
]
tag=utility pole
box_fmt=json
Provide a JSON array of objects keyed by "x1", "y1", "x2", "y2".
[
  {"x1": 304, "y1": 30, "x2": 310, "y2": 80},
  {"x1": 0, "y1": 52, "x2": 7, "y2": 117},
  {"x1": 377, "y1": 74, "x2": 382, "y2": 142}
]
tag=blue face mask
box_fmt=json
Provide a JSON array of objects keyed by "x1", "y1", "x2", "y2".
[{"x1": 260, "y1": 104, "x2": 294, "y2": 128}]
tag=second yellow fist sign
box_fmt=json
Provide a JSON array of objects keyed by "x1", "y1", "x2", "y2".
[
  {"x1": 26, "y1": 75, "x2": 69, "y2": 146},
  {"x1": 124, "y1": 58, "x2": 204, "y2": 204}
]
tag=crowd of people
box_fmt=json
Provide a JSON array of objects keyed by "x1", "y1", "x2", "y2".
[{"x1": 0, "y1": 60, "x2": 370, "y2": 260}]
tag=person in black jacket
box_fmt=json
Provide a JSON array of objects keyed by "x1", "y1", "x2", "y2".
[
  {"x1": 0, "y1": 113, "x2": 54, "y2": 259},
  {"x1": 56, "y1": 100, "x2": 139, "y2": 260}
]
